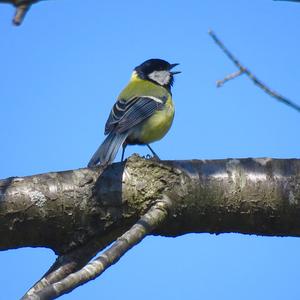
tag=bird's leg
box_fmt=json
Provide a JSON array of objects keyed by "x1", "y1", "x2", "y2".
[
  {"x1": 121, "y1": 144, "x2": 127, "y2": 162},
  {"x1": 146, "y1": 144, "x2": 160, "y2": 160}
]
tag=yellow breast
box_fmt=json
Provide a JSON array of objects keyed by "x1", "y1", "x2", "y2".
[{"x1": 128, "y1": 96, "x2": 175, "y2": 145}]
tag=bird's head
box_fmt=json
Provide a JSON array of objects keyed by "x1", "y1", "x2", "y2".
[{"x1": 134, "y1": 59, "x2": 181, "y2": 90}]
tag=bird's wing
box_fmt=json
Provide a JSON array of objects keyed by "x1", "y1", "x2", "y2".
[{"x1": 105, "y1": 95, "x2": 167, "y2": 134}]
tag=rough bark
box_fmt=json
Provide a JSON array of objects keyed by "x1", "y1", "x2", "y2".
[
  {"x1": 1, "y1": 156, "x2": 300, "y2": 254},
  {"x1": 1, "y1": 155, "x2": 300, "y2": 299},
  {"x1": 0, "y1": 155, "x2": 183, "y2": 254}
]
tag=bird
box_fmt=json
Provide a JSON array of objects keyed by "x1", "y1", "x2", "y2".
[{"x1": 87, "y1": 58, "x2": 180, "y2": 168}]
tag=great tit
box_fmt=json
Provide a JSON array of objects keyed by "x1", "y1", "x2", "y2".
[{"x1": 88, "y1": 58, "x2": 180, "y2": 167}]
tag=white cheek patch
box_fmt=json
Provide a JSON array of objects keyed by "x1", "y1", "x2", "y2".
[{"x1": 148, "y1": 70, "x2": 171, "y2": 85}]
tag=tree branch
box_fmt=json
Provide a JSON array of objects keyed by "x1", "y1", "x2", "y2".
[
  {"x1": 1, "y1": 155, "x2": 300, "y2": 298},
  {"x1": 26, "y1": 198, "x2": 170, "y2": 300},
  {"x1": 209, "y1": 30, "x2": 300, "y2": 113},
  {"x1": 0, "y1": 1, "x2": 299, "y2": 26},
  {"x1": 22, "y1": 226, "x2": 125, "y2": 299},
  {"x1": 0, "y1": 0, "x2": 40, "y2": 25}
]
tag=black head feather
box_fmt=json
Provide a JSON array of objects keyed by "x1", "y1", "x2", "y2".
[{"x1": 134, "y1": 59, "x2": 180, "y2": 90}]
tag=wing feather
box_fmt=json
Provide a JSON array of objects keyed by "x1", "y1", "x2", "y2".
[{"x1": 104, "y1": 96, "x2": 166, "y2": 134}]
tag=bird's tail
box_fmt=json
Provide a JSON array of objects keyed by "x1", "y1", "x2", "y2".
[{"x1": 87, "y1": 132, "x2": 128, "y2": 167}]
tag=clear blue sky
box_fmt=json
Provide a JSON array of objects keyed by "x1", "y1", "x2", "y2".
[{"x1": 1, "y1": 1, "x2": 300, "y2": 299}]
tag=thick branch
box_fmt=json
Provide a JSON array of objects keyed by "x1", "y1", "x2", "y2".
[
  {"x1": 1, "y1": 156, "x2": 300, "y2": 254},
  {"x1": 1, "y1": 155, "x2": 300, "y2": 298}
]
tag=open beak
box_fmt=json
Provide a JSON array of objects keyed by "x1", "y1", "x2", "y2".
[{"x1": 170, "y1": 63, "x2": 181, "y2": 75}]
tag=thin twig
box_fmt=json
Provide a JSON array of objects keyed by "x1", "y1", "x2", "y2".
[
  {"x1": 13, "y1": 3, "x2": 30, "y2": 25},
  {"x1": 216, "y1": 69, "x2": 245, "y2": 87},
  {"x1": 0, "y1": 0, "x2": 41, "y2": 25},
  {"x1": 208, "y1": 29, "x2": 300, "y2": 113},
  {"x1": 32, "y1": 198, "x2": 171, "y2": 300}
]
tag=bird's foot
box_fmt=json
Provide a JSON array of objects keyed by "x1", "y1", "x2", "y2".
[{"x1": 143, "y1": 154, "x2": 160, "y2": 161}]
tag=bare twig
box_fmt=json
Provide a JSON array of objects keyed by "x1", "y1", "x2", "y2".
[
  {"x1": 21, "y1": 228, "x2": 125, "y2": 300},
  {"x1": 0, "y1": 0, "x2": 41, "y2": 25},
  {"x1": 30, "y1": 198, "x2": 171, "y2": 300},
  {"x1": 209, "y1": 30, "x2": 300, "y2": 113},
  {"x1": 216, "y1": 69, "x2": 245, "y2": 87},
  {"x1": 13, "y1": 3, "x2": 30, "y2": 25},
  {"x1": 0, "y1": 0, "x2": 299, "y2": 26}
]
